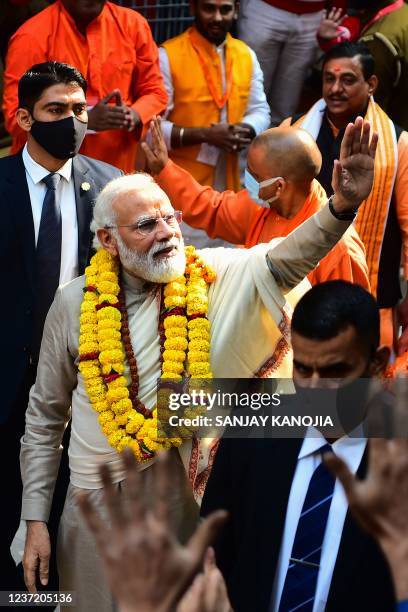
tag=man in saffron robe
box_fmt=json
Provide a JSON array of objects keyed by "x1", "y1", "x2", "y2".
[
  {"x1": 3, "y1": 0, "x2": 168, "y2": 172},
  {"x1": 142, "y1": 118, "x2": 370, "y2": 291},
  {"x1": 281, "y1": 41, "x2": 408, "y2": 352},
  {"x1": 159, "y1": 0, "x2": 270, "y2": 248},
  {"x1": 20, "y1": 118, "x2": 376, "y2": 611}
]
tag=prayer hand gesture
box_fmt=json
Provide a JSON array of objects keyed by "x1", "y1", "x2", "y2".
[
  {"x1": 318, "y1": 7, "x2": 346, "y2": 39},
  {"x1": 77, "y1": 449, "x2": 228, "y2": 612},
  {"x1": 142, "y1": 116, "x2": 169, "y2": 175},
  {"x1": 331, "y1": 116, "x2": 378, "y2": 213},
  {"x1": 324, "y1": 380, "x2": 408, "y2": 600},
  {"x1": 88, "y1": 89, "x2": 134, "y2": 132}
]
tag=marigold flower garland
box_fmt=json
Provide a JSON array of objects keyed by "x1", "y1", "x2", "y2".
[{"x1": 78, "y1": 246, "x2": 216, "y2": 461}]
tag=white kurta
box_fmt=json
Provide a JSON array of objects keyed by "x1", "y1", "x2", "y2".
[{"x1": 21, "y1": 204, "x2": 353, "y2": 520}]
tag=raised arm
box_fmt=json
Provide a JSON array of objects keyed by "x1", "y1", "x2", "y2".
[
  {"x1": 142, "y1": 118, "x2": 257, "y2": 244},
  {"x1": 266, "y1": 117, "x2": 378, "y2": 290}
]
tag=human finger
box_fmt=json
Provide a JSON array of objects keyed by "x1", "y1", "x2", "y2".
[
  {"x1": 359, "y1": 120, "x2": 371, "y2": 155},
  {"x1": 100, "y1": 90, "x2": 121, "y2": 105},
  {"x1": 204, "y1": 547, "x2": 216, "y2": 573},
  {"x1": 369, "y1": 130, "x2": 378, "y2": 159},
  {"x1": 23, "y1": 553, "x2": 38, "y2": 594},
  {"x1": 153, "y1": 451, "x2": 174, "y2": 525},
  {"x1": 331, "y1": 158, "x2": 342, "y2": 193},
  {"x1": 141, "y1": 140, "x2": 159, "y2": 166},
  {"x1": 339, "y1": 122, "x2": 354, "y2": 160},
  {"x1": 176, "y1": 574, "x2": 205, "y2": 612},
  {"x1": 77, "y1": 491, "x2": 106, "y2": 546},
  {"x1": 122, "y1": 447, "x2": 144, "y2": 522},
  {"x1": 100, "y1": 462, "x2": 126, "y2": 527},
  {"x1": 188, "y1": 510, "x2": 229, "y2": 562},
  {"x1": 351, "y1": 116, "x2": 364, "y2": 155},
  {"x1": 39, "y1": 552, "x2": 50, "y2": 586}
]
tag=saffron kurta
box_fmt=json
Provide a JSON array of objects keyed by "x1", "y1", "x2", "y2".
[
  {"x1": 4, "y1": 1, "x2": 167, "y2": 172},
  {"x1": 156, "y1": 160, "x2": 370, "y2": 289}
]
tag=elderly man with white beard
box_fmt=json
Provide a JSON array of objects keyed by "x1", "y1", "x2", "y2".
[{"x1": 20, "y1": 117, "x2": 377, "y2": 612}]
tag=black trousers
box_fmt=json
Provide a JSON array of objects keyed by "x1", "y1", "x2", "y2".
[{"x1": 0, "y1": 365, "x2": 70, "y2": 607}]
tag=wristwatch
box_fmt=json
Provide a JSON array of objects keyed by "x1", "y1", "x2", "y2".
[{"x1": 328, "y1": 195, "x2": 357, "y2": 221}]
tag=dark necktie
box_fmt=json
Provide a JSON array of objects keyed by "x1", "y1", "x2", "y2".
[
  {"x1": 31, "y1": 173, "x2": 62, "y2": 362},
  {"x1": 278, "y1": 444, "x2": 335, "y2": 612}
]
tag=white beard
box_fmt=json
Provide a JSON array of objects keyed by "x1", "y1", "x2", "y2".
[{"x1": 116, "y1": 234, "x2": 186, "y2": 283}]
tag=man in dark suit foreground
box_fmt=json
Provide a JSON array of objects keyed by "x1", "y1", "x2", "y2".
[
  {"x1": 201, "y1": 280, "x2": 396, "y2": 612},
  {"x1": 0, "y1": 61, "x2": 121, "y2": 591}
]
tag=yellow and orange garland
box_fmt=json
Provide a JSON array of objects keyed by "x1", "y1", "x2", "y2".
[{"x1": 78, "y1": 246, "x2": 216, "y2": 462}]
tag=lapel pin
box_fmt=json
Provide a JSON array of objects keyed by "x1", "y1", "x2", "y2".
[{"x1": 81, "y1": 181, "x2": 91, "y2": 192}]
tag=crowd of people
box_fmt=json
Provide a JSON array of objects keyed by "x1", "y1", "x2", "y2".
[{"x1": 1, "y1": 1, "x2": 408, "y2": 611}]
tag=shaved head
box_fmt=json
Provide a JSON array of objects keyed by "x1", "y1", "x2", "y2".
[{"x1": 248, "y1": 127, "x2": 322, "y2": 186}]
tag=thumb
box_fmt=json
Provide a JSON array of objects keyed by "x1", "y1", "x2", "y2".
[
  {"x1": 188, "y1": 510, "x2": 228, "y2": 561},
  {"x1": 331, "y1": 159, "x2": 342, "y2": 193}
]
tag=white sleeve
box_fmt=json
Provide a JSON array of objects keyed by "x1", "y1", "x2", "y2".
[
  {"x1": 158, "y1": 46, "x2": 174, "y2": 150},
  {"x1": 241, "y1": 48, "x2": 270, "y2": 134}
]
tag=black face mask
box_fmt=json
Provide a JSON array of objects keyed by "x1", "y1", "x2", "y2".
[
  {"x1": 30, "y1": 115, "x2": 87, "y2": 160},
  {"x1": 294, "y1": 376, "x2": 372, "y2": 436}
]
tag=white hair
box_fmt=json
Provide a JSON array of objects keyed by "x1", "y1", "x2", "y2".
[{"x1": 90, "y1": 172, "x2": 168, "y2": 249}]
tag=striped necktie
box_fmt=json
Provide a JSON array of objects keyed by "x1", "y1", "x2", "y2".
[
  {"x1": 278, "y1": 443, "x2": 335, "y2": 612},
  {"x1": 32, "y1": 172, "x2": 62, "y2": 361}
]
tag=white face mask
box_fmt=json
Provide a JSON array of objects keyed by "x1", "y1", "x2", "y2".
[{"x1": 244, "y1": 169, "x2": 284, "y2": 208}]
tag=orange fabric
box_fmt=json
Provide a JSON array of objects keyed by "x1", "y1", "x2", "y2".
[
  {"x1": 157, "y1": 159, "x2": 370, "y2": 290},
  {"x1": 3, "y1": 1, "x2": 167, "y2": 172},
  {"x1": 394, "y1": 131, "x2": 408, "y2": 279},
  {"x1": 162, "y1": 27, "x2": 252, "y2": 191},
  {"x1": 293, "y1": 99, "x2": 397, "y2": 299},
  {"x1": 354, "y1": 100, "x2": 397, "y2": 298},
  {"x1": 379, "y1": 307, "x2": 397, "y2": 352}
]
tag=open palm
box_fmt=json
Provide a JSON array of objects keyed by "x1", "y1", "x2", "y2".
[{"x1": 331, "y1": 117, "x2": 378, "y2": 211}]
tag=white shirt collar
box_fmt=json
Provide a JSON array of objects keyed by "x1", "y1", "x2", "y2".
[
  {"x1": 22, "y1": 144, "x2": 73, "y2": 185},
  {"x1": 299, "y1": 425, "x2": 366, "y2": 460}
]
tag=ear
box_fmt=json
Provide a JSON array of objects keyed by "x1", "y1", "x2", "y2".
[
  {"x1": 97, "y1": 228, "x2": 119, "y2": 257},
  {"x1": 369, "y1": 345, "x2": 390, "y2": 376},
  {"x1": 367, "y1": 75, "x2": 378, "y2": 96},
  {"x1": 189, "y1": 0, "x2": 196, "y2": 18},
  {"x1": 234, "y1": 1, "x2": 239, "y2": 18},
  {"x1": 16, "y1": 108, "x2": 33, "y2": 133}
]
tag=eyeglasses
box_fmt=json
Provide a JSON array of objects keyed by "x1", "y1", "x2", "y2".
[{"x1": 105, "y1": 211, "x2": 182, "y2": 236}]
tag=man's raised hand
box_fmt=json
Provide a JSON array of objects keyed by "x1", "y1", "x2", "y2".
[
  {"x1": 323, "y1": 380, "x2": 408, "y2": 601},
  {"x1": 142, "y1": 116, "x2": 168, "y2": 175},
  {"x1": 77, "y1": 449, "x2": 228, "y2": 612},
  {"x1": 331, "y1": 116, "x2": 378, "y2": 213}
]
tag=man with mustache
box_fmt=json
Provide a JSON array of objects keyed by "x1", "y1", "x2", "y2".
[
  {"x1": 282, "y1": 41, "x2": 408, "y2": 355},
  {"x1": 3, "y1": 0, "x2": 167, "y2": 172},
  {"x1": 20, "y1": 118, "x2": 375, "y2": 611}
]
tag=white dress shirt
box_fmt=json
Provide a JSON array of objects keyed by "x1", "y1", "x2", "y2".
[
  {"x1": 270, "y1": 428, "x2": 367, "y2": 612},
  {"x1": 22, "y1": 144, "x2": 78, "y2": 284}
]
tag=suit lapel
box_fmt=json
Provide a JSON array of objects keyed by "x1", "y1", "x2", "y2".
[
  {"x1": 72, "y1": 156, "x2": 96, "y2": 274},
  {"x1": 6, "y1": 154, "x2": 36, "y2": 294}
]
